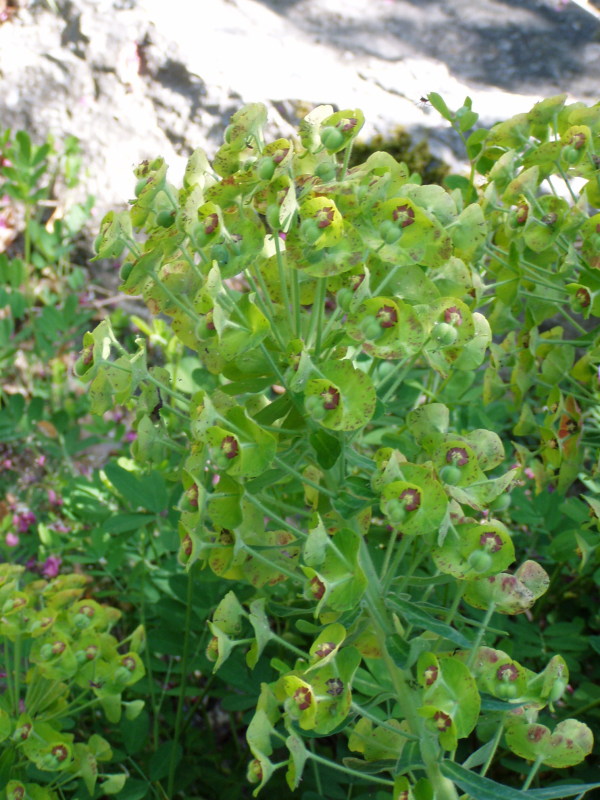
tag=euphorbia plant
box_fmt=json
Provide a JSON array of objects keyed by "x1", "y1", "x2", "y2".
[
  {"x1": 80, "y1": 100, "x2": 600, "y2": 798},
  {"x1": 0, "y1": 564, "x2": 145, "y2": 798}
]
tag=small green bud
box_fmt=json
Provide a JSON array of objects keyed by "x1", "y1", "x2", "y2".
[
  {"x1": 211, "y1": 244, "x2": 229, "y2": 265},
  {"x1": 431, "y1": 322, "x2": 458, "y2": 347},
  {"x1": 266, "y1": 203, "x2": 281, "y2": 231},
  {"x1": 489, "y1": 493, "x2": 511, "y2": 512},
  {"x1": 336, "y1": 287, "x2": 353, "y2": 311},
  {"x1": 561, "y1": 145, "x2": 580, "y2": 164},
  {"x1": 496, "y1": 681, "x2": 518, "y2": 700},
  {"x1": 305, "y1": 395, "x2": 327, "y2": 421},
  {"x1": 315, "y1": 161, "x2": 337, "y2": 182},
  {"x1": 320, "y1": 126, "x2": 345, "y2": 151},
  {"x1": 39, "y1": 643, "x2": 54, "y2": 661},
  {"x1": 211, "y1": 450, "x2": 231, "y2": 471},
  {"x1": 224, "y1": 124, "x2": 235, "y2": 144},
  {"x1": 360, "y1": 316, "x2": 384, "y2": 341},
  {"x1": 548, "y1": 677, "x2": 568, "y2": 704},
  {"x1": 113, "y1": 666, "x2": 132, "y2": 685},
  {"x1": 257, "y1": 156, "x2": 276, "y2": 181},
  {"x1": 93, "y1": 233, "x2": 103, "y2": 254},
  {"x1": 467, "y1": 550, "x2": 493, "y2": 573},
  {"x1": 119, "y1": 261, "x2": 133, "y2": 281},
  {"x1": 439, "y1": 465, "x2": 461, "y2": 485},
  {"x1": 156, "y1": 209, "x2": 175, "y2": 228},
  {"x1": 300, "y1": 218, "x2": 321, "y2": 244},
  {"x1": 38, "y1": 752, "x2": 61, "y2": 771},
  {"x1": 192, "y1": 225, "x2": 210, "y2": 246},
  {"x1": 73, "y1": 613, "x2": 91, "y2": 630},
  {"x1": 379, "y1": 220, "x2": 402, "y2": 244},
  {"x1": 194, "y1": 317, "x2": 214, "y2": 340},
  {"x1": 386, "y1": 499, "x2": 407, "y2": 525},
  {"x1": 73, "y1": 356, "x2": 91, "y2": 378}
]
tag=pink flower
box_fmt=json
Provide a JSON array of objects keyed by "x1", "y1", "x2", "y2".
[
  {"x1": 36, "y1": 455, "x2": 46, "y2": 467},
  {"x1": 124, "y1": 431, "x2": 137, "y2": 443},
  {"x1": 6, "y1": 532, "x2": 19, "y2": 547},
  {"x1": 51, "y1": 521, "x2": 70, "y2": 533},
  {"x1": 47, "y1": 489, "x2": 63, "y2": 507},
  {"x1": 41, "y1": 556, "x2": 62, "y2": 578},
  {"x1": 524, "y1": 468, "x2": 535, "y2": 480},
  {"x1": 13, "y1": 511, "x2": 36, "y2": 532}
]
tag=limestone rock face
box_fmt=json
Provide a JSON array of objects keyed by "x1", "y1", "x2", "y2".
[{"x1": 0, "y1": 0, "x2": 598, "y2": 223}]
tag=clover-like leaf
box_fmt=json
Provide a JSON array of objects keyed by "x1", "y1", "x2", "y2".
[
  {"x1": 418, "y1": 655, "x2": 481, "y2": 744},
  {"x1": 348, "y1": 717, "x2": 411, "y2": 762},
  {"x1": 304, "y1": 360, "x2": 376, "y2": 431},
  {"x1": 463, "y1": 560, "x2": 549, "y2": 614},
  {"x1": 380, "y1": 463, "x2": 448, "y2": 536},
  {"x1": 505, "y1": 717, "x2": 593, "y2": 768},
  {"x1": 346, "y1": 296, "x2": 426, "y2": 359},
  {"x1": 432, "y1": 520, "x2": 515, "y2": 579}
]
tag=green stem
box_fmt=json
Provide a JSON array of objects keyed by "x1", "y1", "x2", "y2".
[
  {"x1": 245, "y1": 268, "x2": 287, "y2": 351},
  {"x1": 179, "y1": 674, "x2": 215, "y2": 736},
  {"x1": 522, "y1": 755, "x2": 544, "y2": 790},
  {"x1": 244, "y1": 494, "x2": 306, "y2": 539},
  {"x1": 150, "y1": 269, "x2": 203, "y2": 325},
  {"x1": 309, "y1": 751, "x2": 394, "y2": 787},
  {"x1": 480, "y1": 719, "x2": 505, "y2": 777},
  {"x1": 13, "y1": 634, "x2": 22, "y2": 716},
  {"x1": 308, "y1": 277, "x2": 327, "y2": 353},
  {"x1": 339, "y1": 140, "x2": 354, "y2": 181},
  {"x1": 145, "y1": 372, "x2": 189, "y2": 405},
  {"x1": 274, "y1": 232, "x2": 292, "y2": 321},
  {"x1": 309, "y1": 740, "x2": 324, "y2": 796},
  {"x1": 24, "y1": 205, "x2": 32, "y2": 273},
  {"x1": 558, "y1": 695, "x2": 600, "y2": 721},
  {"x1": 553, "y1": 164, "x2": 579, "y2": 205},
  {"x1": 273, "y1": 455, "x2": 336, "y2": 499},
  {"x1": 351, "y1": 702, "x2": 419, "y2": 741},
  {"x1": 139, "y1": 566, "x2": 159, "y2": 751},
  {"x1": 466, "y1": 603, "x2": 496, "y2": 671},
  {"x1": 291, "y1": 267, "x2": 301, "y2": 338},
  {"x1": 238, "y1": 542, "x2": 303, "y2": 584},
  {"x1": 381, "y1": 533, "x2": 410, "y2": 592},
  {"x1": 559, "y1": 307, "x2": 588, "y2": 336},
  {"x1": 4, "y1": 644, "x2": 15, "y2": 712},
  {"x1": 166, "y1": 568, "x2": 194, "y2": 798},
  {"x1": 444, "y1": 582, "x2": 465, "y2": 627},
  {"x1": 381, "y1": 353, "x2": 421, "y2": 404}
]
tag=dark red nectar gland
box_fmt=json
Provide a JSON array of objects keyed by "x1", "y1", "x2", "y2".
[
  {"x1": 220, "y1": 435, "x2": 239, "y2": 459},
  {"x1": 392, "y1": 204, "x2": 415, "y2": 227},
  {"x1": 399, "y1": 488, "x2": 421, "y2": 511},
  {"x1": 320, "y1": 386, "x2": 340, "y2": 410},
  {"x1": 376, "y1": 305, "x2": 398, "y2": 328},
  {"x1": 446, "y1": 447, "x2": 469, "y2": 466}
]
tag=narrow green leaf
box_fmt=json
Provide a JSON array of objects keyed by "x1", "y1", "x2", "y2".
[
  {"x1": 529, "y1": 783, "x2": 600, "y2": 799},
  {"x1": 441, "y1": 761, "x2": 531, "y2": 799},
  {"x1": 388, "y1": 598, "x2": 473, "y2": 648}
]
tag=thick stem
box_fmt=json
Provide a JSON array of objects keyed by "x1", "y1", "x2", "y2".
[{"x1": 166, "y1": 569, "x2": 194, "y2": 798}]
